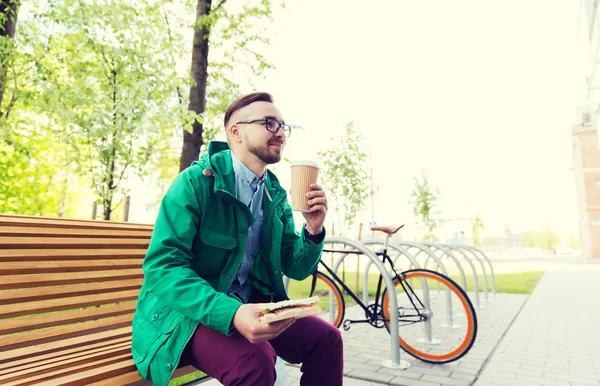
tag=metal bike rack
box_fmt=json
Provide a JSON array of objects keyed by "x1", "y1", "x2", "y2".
[
  {"x1": 359, "y1": 238, "x2": 422, "y2": 305},
  {"x1": 360, "y1": 238, "x2": 451, "y2": 343},
  {"x1": 386, "y1": 241, "x2": 464, "y2": 330},
  {"x1": 326, "y1": 236, "x2": 410, "y2": 370},
  {"x1": 460, "y1": 245, "x2": 497, "y2": 298},
  {"x1": 420, "y1": 243, "x2": 481, "y2": 310},
  {"x1": 446, "y1": 245, "x2": 488, "y2": 303},
  {"x1": 400, "y1": 243, "x2": 450, "y2": 301},
  {"x1": 413, "y1": 243, "x2": 468, "y2": 291},
  {"x1": 441, "y1": 244, "x2": 485, "y2": 308}
]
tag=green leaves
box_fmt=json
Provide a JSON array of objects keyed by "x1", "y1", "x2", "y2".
[
  {"x1": 318, "y1": 122, "x2": 371, "y2": 229},
  {"x1": 409, "y1": 172, "x2": 442, "y2": 242},
  {"x1": 471, "y1": 213, "x2": 484, "y2": 246}
]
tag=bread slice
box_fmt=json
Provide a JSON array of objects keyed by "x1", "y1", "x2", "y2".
[{"x1": 257, "y1": 296, "x2": 321, "y2": 325}]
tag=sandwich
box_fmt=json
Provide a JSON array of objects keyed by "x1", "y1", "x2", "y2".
[{"x1": 257, "y1": 296, "x2": 321, "y2": 325}]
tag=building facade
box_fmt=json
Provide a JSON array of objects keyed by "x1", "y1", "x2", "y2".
[{"x1": 574, "y1": 1, "x2": 600, "y2": 258}]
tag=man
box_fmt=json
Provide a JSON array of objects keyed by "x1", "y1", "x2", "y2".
[{"x1": 131, "y1": 92, "x2": 344, "y2": 386}]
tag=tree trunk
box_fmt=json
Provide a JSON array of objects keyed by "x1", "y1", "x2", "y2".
[
  {"x1": 179, "y1": 0, "x2": 212, "y2": 172},
  {"x1": 0, "y1": 0, "x2": 20, "y2": 116}
]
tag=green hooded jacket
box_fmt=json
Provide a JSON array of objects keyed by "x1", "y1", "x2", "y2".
[{"x1": 131, "y1": 141, "x2": 325, "y2": 386}]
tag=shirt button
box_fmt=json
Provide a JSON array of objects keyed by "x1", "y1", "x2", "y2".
[
  {"x1": 226, "y1": 274, "x2": 232, "y2": 279},
  {"x1": 166, "y1": 363, "x2": 172, "y2": 371},
  {"x1": 239, "y1": 227, "x2": 247, "y2": 234},
  {"x1": 151, "y1": 314, "x2": 159, "y2": 321}
]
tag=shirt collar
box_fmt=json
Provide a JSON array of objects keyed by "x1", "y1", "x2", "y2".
[{"x1": 231, "y1": 151, "x2": 265, "y2": 186}]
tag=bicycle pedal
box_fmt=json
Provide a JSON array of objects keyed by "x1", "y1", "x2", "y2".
[{"x1": 343, "y1": 320, "x2": 351, "y2": 331}]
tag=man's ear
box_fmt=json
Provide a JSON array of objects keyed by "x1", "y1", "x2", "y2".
[{"x1": 229, "y1": 124, "x2": 243, "y2": 143}]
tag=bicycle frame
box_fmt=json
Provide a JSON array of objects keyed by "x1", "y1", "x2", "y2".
[{"x1": 319, "y1": 244, "x2": 427, "y2": 329}]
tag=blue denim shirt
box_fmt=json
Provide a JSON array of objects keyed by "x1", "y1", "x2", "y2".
[{"x1": 228, "y1": 152, "x2": 265, "y2": 302}]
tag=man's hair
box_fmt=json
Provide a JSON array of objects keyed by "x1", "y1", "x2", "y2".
[{"x1": 224, "y1": 92, "x2": 273, "y2": 128}]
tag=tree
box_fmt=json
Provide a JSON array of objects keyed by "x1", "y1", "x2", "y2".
[
  {"x1": 569, "y1": 236, "x2": 580, "y2": 250},
  {"x1": 0, "y1": 0, "x2": 77, "y2": 217},
  {"x1": 409, "y1": 172, "x2": 442, "y2": 242},
  {"x1": 471, "y1": 213, "x2": 484, "y2": 247},
  {"x1": 318, "y1": 122, "x2": 371, "y2": 233},
  {"x1": 39, "y1": 0, "x2": 191, "y2": 220},
  {"x1": 524, "y1": 227, "x2": 560, "y2": 251},
  {"x1": 0, "y1": 0, "x2": 20, "y2": 118},
  {"x1": 179, "y1": 0, "x2": 274, "y2": 171}
]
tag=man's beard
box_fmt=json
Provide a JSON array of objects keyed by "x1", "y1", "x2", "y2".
[{"x1": 246, "y1": 140, "x2": 283, "y2": 164}]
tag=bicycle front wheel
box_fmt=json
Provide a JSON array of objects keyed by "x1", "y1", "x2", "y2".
[
  {"x1": 381, "y1": 269, "x2": 477, "y2": 364},
  {"x1": 286, "y1": 271, "x2": 345, "y2": 328}
]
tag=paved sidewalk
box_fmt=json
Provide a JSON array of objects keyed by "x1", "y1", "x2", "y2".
[
  {"x1": 474, "y1": 271, "x2": 600, "y2": 386},
  {"x1": 196, "y1": 261, "x2": 600, "y2": 385},
  {"x1": 200, "y1": 292, "x2": 528, "y2": 386}
]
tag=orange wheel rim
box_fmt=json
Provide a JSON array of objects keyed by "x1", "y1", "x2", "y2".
[
  {"x1": 382, "y1": 271, "x2": 475, "y2": 361},
  {"x1": 316, "y1": 272, "x2": 343, "y2": 327}
]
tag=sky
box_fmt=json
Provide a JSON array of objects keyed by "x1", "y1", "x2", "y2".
[
  {"x1": 250, "y1": 0, "x2": 588, "y2": 240},
  {"x1": 130, "y1": 0, "x2": 589, "y2": 242}
]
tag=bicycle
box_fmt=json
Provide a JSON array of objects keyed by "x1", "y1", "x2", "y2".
[{"x1": 286, "y1": 225, "x2": 478, "y2": 364}]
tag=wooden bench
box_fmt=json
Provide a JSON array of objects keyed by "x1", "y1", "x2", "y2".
[{"x1": 0, "y1": 214, "x2": 203, "y2": 385}]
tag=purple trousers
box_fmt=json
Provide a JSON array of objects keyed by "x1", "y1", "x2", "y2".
[{"x1": 180, "y1": 292, "x2": 344, "y2": 386}]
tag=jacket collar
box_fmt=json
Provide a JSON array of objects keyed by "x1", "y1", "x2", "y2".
[{"x1": 202, "y1": 141, "x2": 286, "y2": 203}]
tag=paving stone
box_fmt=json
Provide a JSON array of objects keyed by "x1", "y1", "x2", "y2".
[
  {"x1": 420, "y1": 374, "x2": 471, "y2": 386},
  {"x1": 347, "y1": 369, "x2": 395, "y2": 384},
  {"x1": 542, "y1": 372, "x2": 599, "y2": 386},
  {"x1": 450, "y1": 371, "x2": 479, "y2": 381},
  {"x1": 569, "y1": 370, "x2": 600, "y2": 382},
  {"x1": 390, "y1": 377, "x2": 444, "y2": 386},
  {"x1": 377, "y1": 367, "x2": 424, "y2": 379}
]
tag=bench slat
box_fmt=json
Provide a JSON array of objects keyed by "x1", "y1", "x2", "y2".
[
  {"x1": 0, "y1": 302, "x2": 137, "y2": 335},
  {"x1": 1, "y1": 336, "x2": 131, "y2": 372},
  {"x1": 1, "y1": 289, "x2": 139, "y2": 319},
  {"x1": 89, "y1": 371, "x2": 147, "y2": 386},
  {"x1": 0, "y1": 279, "x2": 144, "y2": 305},
  {"x1": 0, "y1": 259, "x2": 144, "y2": 275},
  {"x1": 0, "y1": 314, "x2": 133, "y2": 352},
  {"x1": 0, "y1": 215, "x2": 153, "y2": 230},
  {"x1": 91, "y1": 365, "x2": 202, "y2": 386},
  {"x1": 0, "y1": 214, "x2": 201, "y2": 385},
  {"x1": 0, "y1": 225, "x2": 152, "y2": 238},
  {"x1": 0, "y1": 236, "x2": 149, "y2": 248},
  {"x1": 0, "y1": 248, "x2": 147, "y2": 261},
  {"x1": 0, "y1": 269, "x2": 143, "y2": 290},
  {"x1": 0, "y1": 343, "x2": 131, "y2": 382},
  {"x1": 4, "y1": 352, "x2": 133, "y2": 386},
  {"x1": 0, "y1": 327, "x2": 131, "y2": 365}
]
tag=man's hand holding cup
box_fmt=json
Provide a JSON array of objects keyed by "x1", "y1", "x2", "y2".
[{"x1": 290, "y1": 161, "x2": 327, "y2": 235}]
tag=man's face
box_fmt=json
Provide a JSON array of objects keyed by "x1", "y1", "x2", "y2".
[{"x1": 230, "y1": 101, "x2": 287, "y2": 165}]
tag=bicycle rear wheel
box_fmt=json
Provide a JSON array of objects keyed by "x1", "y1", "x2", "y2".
[
  {"x1": 381, "y1": 268, "x2": 477, "y2": 364},
  {"x1": 286, "y1": 271, "x2": 345, "y2": 328}
]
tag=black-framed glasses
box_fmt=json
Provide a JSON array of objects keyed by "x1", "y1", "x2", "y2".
[{"x1": 235, "y1": 118, "x2": 292, "y2": 138}]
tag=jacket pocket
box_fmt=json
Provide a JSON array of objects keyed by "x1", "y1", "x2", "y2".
[
  {"x1": 131, "y1": 291, "x2": 181, "y2": 374},
  {"x1": 193, "y1": 227, "x2": 237, "y2": 275}
]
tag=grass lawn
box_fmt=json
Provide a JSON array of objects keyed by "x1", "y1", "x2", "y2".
[
  {"x1": 287, "y1": 270, "x2": 544, "y2": 303},
  {"x1": 169, "y1": 371, "x2": 208, "y2": 386}
]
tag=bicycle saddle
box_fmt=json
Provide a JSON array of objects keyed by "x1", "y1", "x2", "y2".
[{"x1": 370, "y1": 224, "x2": 405, "y2": 235}]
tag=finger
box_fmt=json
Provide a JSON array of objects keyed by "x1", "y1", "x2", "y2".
[
  {"x1": 252, "y1": 319, "x2": 295, "y2": 340},
  {"x1": 306, "y1": 190, "x2": 325, "y2": 198},
  {"x1": 308, "y1": 197, "x2": 327, "y2": 207},
  {"x1": 309, "y1": 204, "x2": 327, "y2": 213},
  {"x1": 309, "y1": 183, "x2": 323, "y2": 191}
]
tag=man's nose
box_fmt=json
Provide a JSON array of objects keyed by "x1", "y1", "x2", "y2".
[{"x1": 274, "y1": 128, "x2": 286, "y2": 138}]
